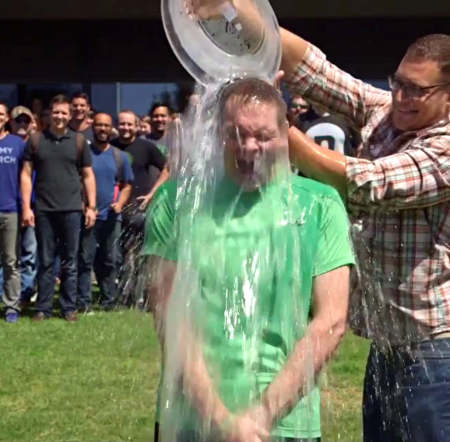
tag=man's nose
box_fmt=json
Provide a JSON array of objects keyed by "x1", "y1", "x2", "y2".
[
  {"x1": 239, "y1": 136, "x2": 260, "y2": 154},
  {"x1": 394, "y1": 87, "x2": 406, "y2": 102}
]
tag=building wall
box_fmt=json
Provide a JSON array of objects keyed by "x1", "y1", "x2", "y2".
[
  {"x1": 2, "y1": 0, "x2": 449, "y2": 19},
  {"x1": 2, "y1": 17, "x2": 449, "y2": 84}
]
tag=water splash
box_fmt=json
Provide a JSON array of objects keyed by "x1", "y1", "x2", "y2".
[{"x1": 144, "y1": 80, "x2": 330, "y2": 441}]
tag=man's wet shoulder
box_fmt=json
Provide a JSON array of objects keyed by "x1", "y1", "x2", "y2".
[{"x1": 291, "y1": 174, "x2": 343, "y2": 203}]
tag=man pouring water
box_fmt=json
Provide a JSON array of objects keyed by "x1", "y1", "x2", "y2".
[{"x1": 191, "y1": 1, "x2": 450, "y2": 440}]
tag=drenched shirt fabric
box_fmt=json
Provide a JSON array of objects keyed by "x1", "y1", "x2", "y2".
[
  {"x1": 0, "y1": 134, "x2": 25, "y2": 212},
  {"x1": 285, "y1": 43, "x2": 450, "y2": 346},
  {"x1": 143, "y1": 175, "x2": 354, "y2": 439}
]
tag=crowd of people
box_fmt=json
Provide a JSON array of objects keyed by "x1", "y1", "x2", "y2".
[
  {"x1": 0, "y1": 91, "x2": 175, "y2": 322},
  {"x1": 0, "y1": 85, "x2": 354, "y2": 324}
]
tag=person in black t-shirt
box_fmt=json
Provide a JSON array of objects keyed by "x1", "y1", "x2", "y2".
[
  {"x1": 111, "y1": 109, "x2": 166, "y2": 306},
  {"x1": 144, "y1": 102, "x2": 172, "y2": 156},
  {"x1": 111, "y1": 110, "x2": 166, "y2": 202},
  {"x1": 21, "y1": 94, "x2": 96, "y2": 322},
  {"x1": 68, "y1": 92, "x2": 94, "y2": 143},
  {"x1": 300, "y1": 113, "x2": 358, "y2": 157}
]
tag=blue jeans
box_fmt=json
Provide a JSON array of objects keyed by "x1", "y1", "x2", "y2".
[
  {"x1": 78, "y1": 217, "x2": 121, "y2": 310},
  {"x1": 363, "y1": 339, "x2": 450, "y2": 442},
  {"x1": 35, "y1": 210, "x2": 81, "y2": 316},
  {"x1": 20, "y1": 226, "x2": 37, "y2": 300}
]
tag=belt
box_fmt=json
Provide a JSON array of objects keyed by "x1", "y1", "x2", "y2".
[
  {"x1": 375, "y1": 332, "x2": 450, "y2": 355},
  {"x1": 430, "y1": 331, "x2": 450, "y2": 340}
]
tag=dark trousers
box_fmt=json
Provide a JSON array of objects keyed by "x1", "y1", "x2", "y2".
[
  {"x1": 78, "y1": 217, "x2": 121, "y2": 310},
  {"x1": 35, "y1": 210, "x2": 81, "y2": 316},
  {"x1": 363, "y1": 339, "x2": 450, "y2": 442}
]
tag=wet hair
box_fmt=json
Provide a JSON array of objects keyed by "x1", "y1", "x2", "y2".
[
  {"x1": 50, "y1": 94, "x2": 71, "y2": 110},
  {"x1": 149, "y1": 102, "x2": 172, "y2": 116},
  {"x1": 71, "y1": 91, "x2": 90, "y2": 105},
  {"x1": 218, "y1": 77, "x2": 288, "y2": 128},
  {"x1": 118, "y1": 109, "x2": 139, "y2": 125},
  {"x1": 404, "y1": 34, "x2": 450, "y2": 78}
]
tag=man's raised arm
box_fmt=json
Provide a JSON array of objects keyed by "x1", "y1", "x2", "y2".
[{"x1": 280, "y1": 28, "x2": 310, "y2": 78}]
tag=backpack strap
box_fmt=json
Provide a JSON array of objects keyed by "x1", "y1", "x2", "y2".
[
  {"x1": 75, "y1": 133, "x2": 86, "y2": 170},
  {"x1": 112, "y1": 146, "x2": 124, "y2": 183},
  {"x1": 30, "y1": 132, "x2": 41, "y2": 156}
]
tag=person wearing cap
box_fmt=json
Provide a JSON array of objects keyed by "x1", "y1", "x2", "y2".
[
  {"x1": 9, "y1": 105, "x2": 38, "y2": 307},
  {"x1": 9, "y1": 105, "x2": 33, "y2": 141},
  {"x1": 0, "y1": 101, "x2": 26, "y2": 323}
]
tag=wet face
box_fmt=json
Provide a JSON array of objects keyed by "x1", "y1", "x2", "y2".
[
  {"x1": 93, "y1": 113, "x2": 113, "y2": 144},
  {"x1": 0, "y1": 104, "x2": 9, "y2": 132},
  {"x1": 71, "y1": 97, "x2": 90, "y2": 121},
  {"x1": 391, "y1": 58, "x2": 450, "y2": 131},
  {"x1": 222, "y1": 99, "x2": 288, "y2": 191},
  {"x1": 118, "y1": 112, "x2": 138, "y2": 143},
  {"x1": 10, "y1": 114, "x2": 32, "y2": 139},
  {"x1": 151, "y1": 106, "x2": 170, "y2": 134},
  {"x1": 50, "y1": 103, "x2": 71, "y2": 133}
]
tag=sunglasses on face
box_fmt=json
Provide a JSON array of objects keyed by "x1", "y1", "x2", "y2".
[
  {"x1": 291, "y1": 104, "x2": 309, "y2": 110},
  {"x1": 388, "y1": 75, "x2": 450, "y2": 99}
]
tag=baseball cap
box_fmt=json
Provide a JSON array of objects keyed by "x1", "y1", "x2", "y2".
[{"x1": 10, "y1": 105, "x2": 33, "y2": 120}]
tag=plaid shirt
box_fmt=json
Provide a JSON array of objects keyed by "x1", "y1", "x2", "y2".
[{"x1": 285, "y1": 44, "x2": 450, "y2": 345}]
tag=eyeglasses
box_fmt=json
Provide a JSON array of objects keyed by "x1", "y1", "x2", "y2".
[{"x1": 388, "y1": 75, "x2": 450, "y2": 99}]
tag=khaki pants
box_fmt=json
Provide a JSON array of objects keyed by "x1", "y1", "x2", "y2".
[{"x1": 0, "y1": 212, "x2": 20, "y2": 313}]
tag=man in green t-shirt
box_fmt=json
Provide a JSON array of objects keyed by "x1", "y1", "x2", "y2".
[{"x1": 144, "y1": 78, "x2": 354, "y2": 442}]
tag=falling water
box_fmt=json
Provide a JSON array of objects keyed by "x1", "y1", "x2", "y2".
[{"x1": 143, "y1": 79, "x2": 332, "y2": 441}]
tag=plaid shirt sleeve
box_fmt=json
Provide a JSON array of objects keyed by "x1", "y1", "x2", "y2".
[
  {"x1": 346, "y1": 135, "x2": 450, "y2": 211},
  {"x1": 284, "y1": 44, "x2": 390, "y2": 129}
]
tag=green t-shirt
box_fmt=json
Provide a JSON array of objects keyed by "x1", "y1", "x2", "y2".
[{"x1": 144, "y1": 175, "x2": 354, "y2": 439}]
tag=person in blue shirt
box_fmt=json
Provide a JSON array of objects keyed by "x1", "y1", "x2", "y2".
[
  {"x1": 0, "y1": 101, "x2": 26, "y2": 323},
  {"x1": 77, "y1": 113, "x2": 134, "y2": 312}
]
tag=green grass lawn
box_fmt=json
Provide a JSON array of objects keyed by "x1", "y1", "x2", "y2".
[{"x1": 0, "y1": 310, "x2": 369, "y2": 441}]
